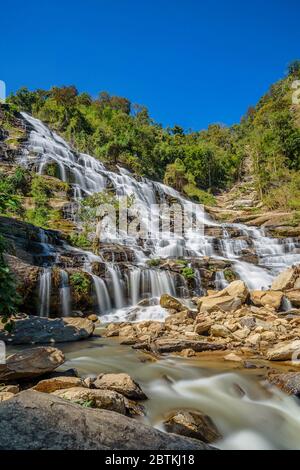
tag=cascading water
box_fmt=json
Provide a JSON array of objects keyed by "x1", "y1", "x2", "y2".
[
  {"x1": 91, "y1": 274, "x2": 112, "y2": 314},
  {"x1": 38, "y1": 268, "x2": 52, "y2": 317},
  {"x1": 19, "y1": 111, "x2": 300, "y2": 320},
  {"x1": 59, "y1": 270, "x2": 72, "y2": 317}
]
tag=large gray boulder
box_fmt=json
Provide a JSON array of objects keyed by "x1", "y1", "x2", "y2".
[
  {"x1": 0, "y1": 347, "x2": 65, "y2": 382},
  {"x1": 0, "y1": 391, "x2": 213, "y2": 450},
  {"x1": 0, "y1": 316, "x2": 94, "y2": 345}
]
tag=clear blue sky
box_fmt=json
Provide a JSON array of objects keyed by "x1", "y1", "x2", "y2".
[{"x1": 1, "y1": 0, "x2": 300, "y2": 130}]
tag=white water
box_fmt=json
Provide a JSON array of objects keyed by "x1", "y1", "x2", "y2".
[
  {"x1": 38, "y1": 268, "x2": 52, "y2": 317},
  {"x1": 59, "y1": 270, "x2": 72, "y2": 317},
  {"x1": 20, "y1": 112, "x2": 300, "y2": 320}
]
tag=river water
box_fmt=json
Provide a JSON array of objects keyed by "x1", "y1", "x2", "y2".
[{"x1": 49, "y1": 329, "x2": 300, "y2": 450}]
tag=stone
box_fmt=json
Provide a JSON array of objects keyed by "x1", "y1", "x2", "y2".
[
  {"x1": 160, "y1": 294, "x2": 184, "y2": 312},
  {"x1": 52, "y1": 386, "x2": 140, "y2": 416},
  {"x1": 266, "y1": 340, "x2": 300, "y2": 361},
  {"x1": 32, "y1": 376, "x2": 83, "y2": 393},
  {"x1": 222, "y1": 280, "x2": 249, "y2": 302},
  {"x1": 133, "y1": 339, "x2": 224, "y2": 354},
  {"x1": 246, "y1": 333, "x2": 261, "y2": 346},
  {"x1": 181, "y1": 348, "x2": 196, "y2": 357},
  {"x1": 0, "y1": 385, "x2": 19, "y2": 394},
  {"x1": 233, "y1": 327, "x2": 250, "y2": 340},
  {"x1": 0, "y1": 316, "x2": 94, "y2": 345},
  {"x1": 224, "y1": 353, "x2": 243, "y2": 362},
  {"x1": 87, "y1": 314, "x2": 99, "y2": 322},
  {"x1": 164, "y1": 410, "x2": 221, "y2": 443},
  {"x1": 210, "y1": 324, "x2": 231, "y2": 338},
  {"x1": 268, "y1": 372, "x2": 300, "y2": 396},
  {"x1": 250, "y1": 290, "x2": 283, "y2": 311},
  {"x1": 0, "y1": 347, "x2": 65, "y2": 382},
  {"x1": 194, "y1": 318, "x2": 213, "y2": 335},
  {"x1": 198, "y1": 295, "x2": 242, "y2": 314},
  {"x1": 285, "y1": 290, "x2": 300, "y2": 308},
  {"x1": 0, "y1": 390, "x2": 212, "y2": 449},
  {"x1": 93, "y1": 373, "x2": 147, "y2": 400},
  {"x1": 0, "y1": 392, "x2": 15, "y2": 402},
  {"x1": 271, "y1": 266, "x2": 300, "y2": 291}
]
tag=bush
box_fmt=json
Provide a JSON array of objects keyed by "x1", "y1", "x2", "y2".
[{"x1": 0, "y1": 235, "x2": 20, "y2": 330}]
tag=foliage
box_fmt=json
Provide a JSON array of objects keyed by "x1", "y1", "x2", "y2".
[
  {"x1": 0, "y1": 235, "x2": 20, "y2": 330},
  {"x1": 70, "y1": 272, "x2": 91, "y2": 295},
  {"x1": 68, "y1": 232, "x2": 91, "y2": 249},
  {"x1": 181, "y1": 266, "x2": 195, "y2": 280},
  {"x1": 147, "y1": 258, "x2": 161, "y2": 267}
]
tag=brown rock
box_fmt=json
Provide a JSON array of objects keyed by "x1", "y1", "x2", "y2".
[
  {"x1": 250, "y1": 290, "x2": 283, "y2": 311},
  {"x1": 87, "y1": 314, "x2": 99, "y2": 322},
  {"x1": 271, "y1": 266, "x2": 300, "y2": 291},
  {"x1": 160, "y1": 294, "x2": 184, "y2": 312},
  {"x1": 32, "y1": 376, "x2": 83, "y2": 393},
  {"x1": 198, "y1": 295, "x2": 242, "y2": 314},
  {"x1": 93, "y1": 373, "x2": 147, "y2": 400},
  {"x1": 266, "y1": 340, "x2": 300, "y2": 361},
  {"x1": 285, "y1": 290, "x2": 300, "y2": 308},
  {"x1": 0, "y1": 347, "x2": 65, "y2": 382},
  {"x1": 164, "y1": 410, "x2": 221, "y2": 443},
  {"x1": 0, "y1": 392, "x2": 15, "y2": 402},
  {"x1": 268, "y1": 372, "x2": 300, "y2": 396}
]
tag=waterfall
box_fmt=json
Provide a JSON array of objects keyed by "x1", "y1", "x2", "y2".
[
  {"x1": 92, "y1": 274, "x2": 112, "y2": 315},
  {"x1": 215, "y1": 271, "x2": 228, "y2": 290},
  {"x1": 107, "y1": 264, "x2": 125, "y2": 309},
  {"x1": 282, "y1": 296, "x2": 293, "y2": 312},
  {"x1": 38, "y1": 268, "x2": 52, "y2": 317},
  {"x1": 17, "y1": 111, "x2": 300, "y2": 321},
  {"x1": 60, "y1": 270, "x2": 72, "y2": 317}
]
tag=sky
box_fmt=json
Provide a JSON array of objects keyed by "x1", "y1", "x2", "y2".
[{"x1": 1, "y1": 0, "x2": 300, "y2": 130}]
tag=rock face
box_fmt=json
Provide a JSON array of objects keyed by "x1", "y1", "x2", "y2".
[
  {"x1": 271, "y1": 266, "x2": 300, "y2": 291},
  {"x1": 93, "y1": 373, "x2": 147, "y2": 400},
  {"x1": 268, "y1": 372, "x2": 300, "y2": 396},
  {"x1": 266, "y1": 340, "x2": 300, "y2": 361},
  {"x1": 250, "y1": 290, "x2": 283, "y2": 310},
  {"x1": 164, "y1": 410, "x2": 221, "y2": 443},
  {"x1": 0, "y1": 316, "x2": 94, "y2": 345},
  {"x1": 0, "y1": 347, "x2": 64, "y2": 382},
  {"x1": 0, "y1": 391, "x2": 212, "y2": 450}
]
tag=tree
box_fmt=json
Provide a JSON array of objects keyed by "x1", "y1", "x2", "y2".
[{"x1": 288, "y1": 60, "x2": 300, "y2": 76}]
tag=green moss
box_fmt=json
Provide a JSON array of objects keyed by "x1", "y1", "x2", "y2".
[
  {"x1": 181, "y1": 266, "x2": 195, "y2": 280},
  {"x1": 183, "y1": 184, "x2": 216, "y2": 206},
  {"x1": 147, "y1": 258, "x2": 161, "y2": 267}
]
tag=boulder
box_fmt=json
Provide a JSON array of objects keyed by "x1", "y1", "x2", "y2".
[
  {"x1": 221, "y1": 280, "x2": 249, "y2": 302},
  {"x1": 285, "y1": 290, "x2": 300, "y2": 308},
  {"x1": 210, "y1": 324, "x2": 231, "y2": 338},
  {"x1": 194, "y1": 318, "x2": 213, "y2": 335},
  {"x1": 52, "y1": 386, "x2": 141, "y2": 416},
  {"x1": 87, "y1": 314, "x2": 99, "y2": 322},
  {"x1": 268, "y1": 372, "x2": 300, "y2": 396},
  {"x1": 160, "y1": 294, "x2": 184, "y2": 312},
  {"x1": 32, "y1": 376, "x2": 83, "y2": 393},
  {"x1": 133, "y1": 339, "x2": 224, "y2": 354},
  {"x1": 0, "y1": 385, "x2": 19, "y2": 394},
  {"x1": 0, "y1": 347, "x2": 64, "y2": 382},
  {"x1": 271, "y1": 266, "x2": 300, "y2": 291},
  {"x1": 164, "y1": 410, "x2": 221, "y2": 443},
  {"x1": 93, "y1": 373, "x2": 147, "y2": 400},
  {"x1": 0, "y1": 316, "x2": 94, "y2": 345},
  {"x1": 266, "y1": 340, "x2": 300, "y2": 361},
  {"x1": 250, "y1": 290, "x2": 283, "y2": 311},
  {"x1": 0, "y1": 390, "x2": 212, "y2": 449},
  {"x1": 224, "y1": 353, "x2": 243, "y2": 362},
  {"x1": 198, "y1": 295, "x2": 242, "y2": 313}
]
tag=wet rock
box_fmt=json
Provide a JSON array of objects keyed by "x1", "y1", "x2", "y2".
[
  {"x1": 160, "y1": 294, "x2": 184, "y2": 312},
  {"x1": 0, "y1": 316, "x2": 94, "y2": 345},
  {"x1": 164, "y1": 410, "x2": 221, "y2": 443},
  {"x1": 0, "y1": 347, "x2": 64, "y2": 382},
  {"x1": 137, "y1": 297, "x2": 158, "y2": 307},
  {"x1": 271, "y1": 266, "x2": 300, "y2": 291},
  {"x1": 268, "y1": 372, "x2": 300, "y2": 396},
  {"x1": 93, "y1": 373, "x2": 147, "y2": 400},
  {"x1": 266, "y1": 340, "x2": 300, "y2": 361},
  {"x1": 285, "y1": 290, "x2": 300, "y2": 308},
  {"x1": 87, "y1": 314, "x2": 99, "y2": 322},
  {"x1": 0, "y1": 390, "x2": 212, "y2": 449},
  {"x1": 32, "y1": 376, "x2": 83, "y2": 393},
  {"x1": 133, "y1": 339, "x2": 224, "y2": 354},
  {"x1": 224, "y1": 353, "x2": 243, "y2": 362},
  {"x1": 250, "y1": 290, "x2": 283, "y2": 311}
]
